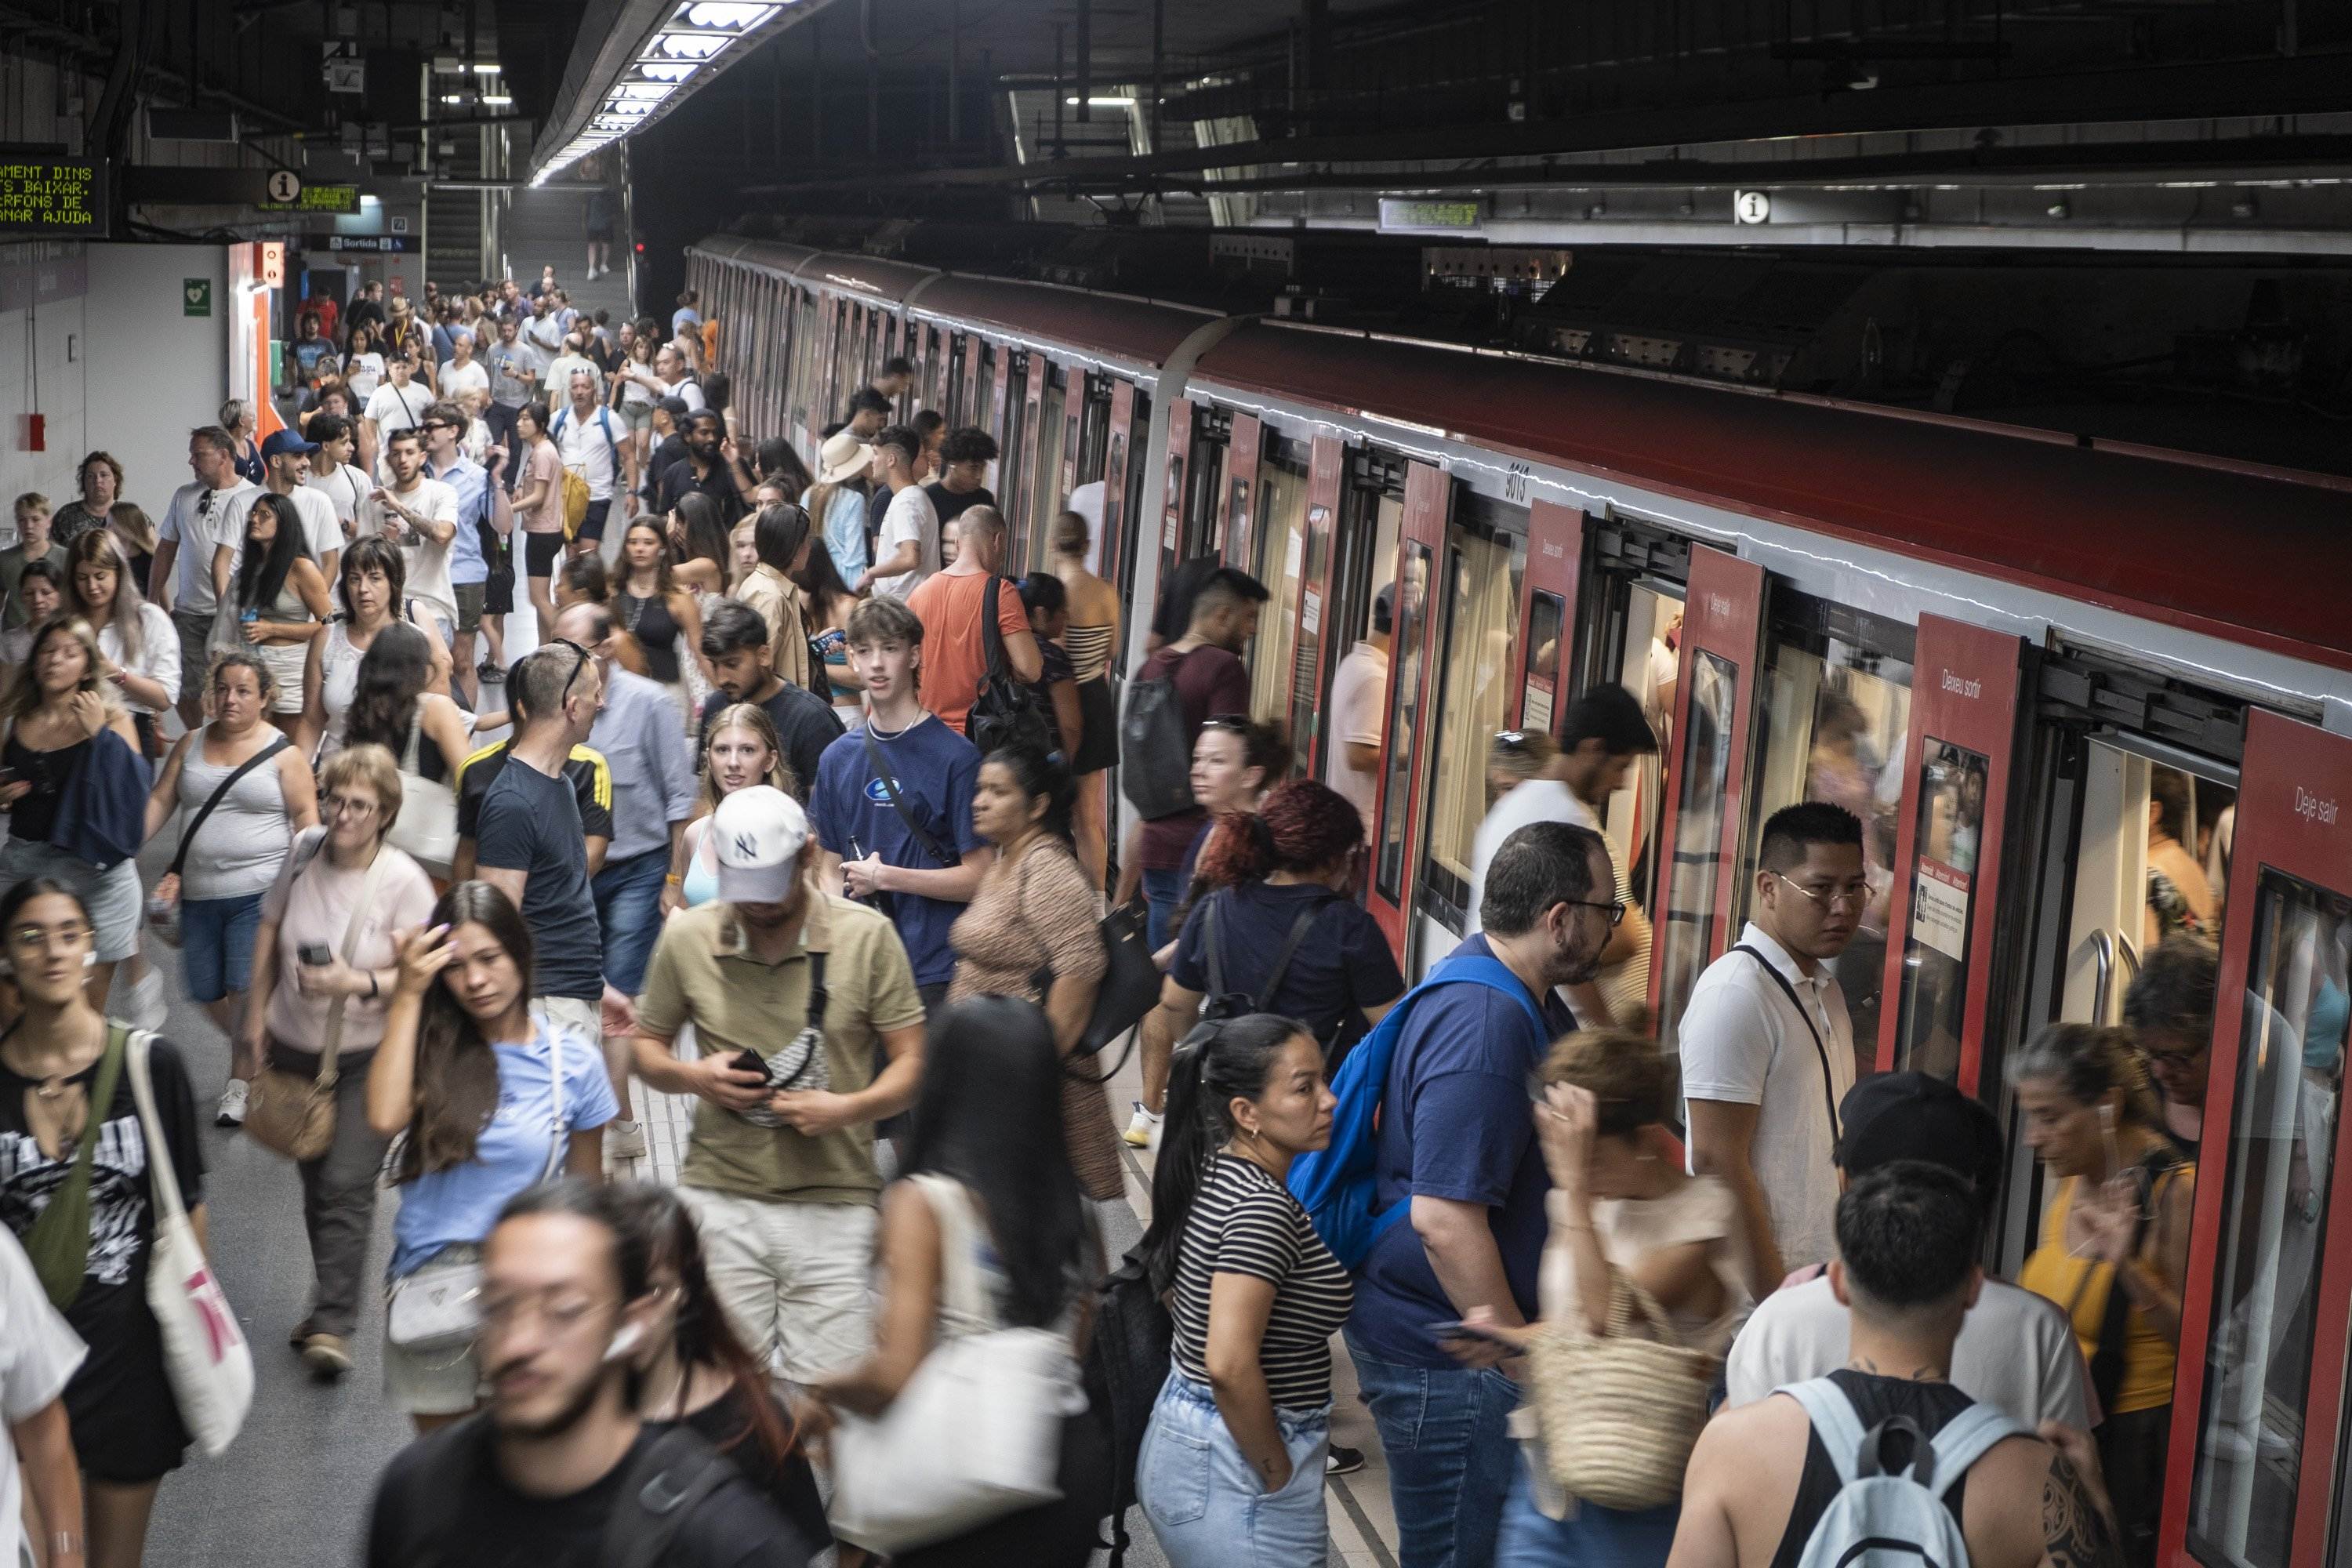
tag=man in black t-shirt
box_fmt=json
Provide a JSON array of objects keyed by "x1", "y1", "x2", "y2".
[
  {"x1": 365, "y1": 1186, "x2": 811, "y2": 1568},
  {"x1": 923, "y1": 426, "x2": 999, "y2": 528},
  {"x1": 692, "y1": 600, "x2": 844, "y2": 808}
]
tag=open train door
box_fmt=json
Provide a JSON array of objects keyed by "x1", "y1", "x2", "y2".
[
  {"x1": 1157, "y1": 396, "x2": 1193, "y2": 578},
  {"x1": 1287, "y1": 435, "x2": 1346, "y2": 778},
  {"x1": 1875, "y1": 615, "x2": 2027, "y2": 1093},
  {"x1": 1221, "y1": 414, "x2": 1261, "y2": 568},
  {"x1": 2162, "y1": 708, "x2": 2352, "y2": 1568},
  {"x1": 1364, "y1": 460, "x2": 1450, "y2": 961},
  {"x1": 1513, "y1": 501, "x2": 1584, "y2": 735},
  {"x1": 1647, "y1": 546, "x2": 1766, "y2": 1054}
]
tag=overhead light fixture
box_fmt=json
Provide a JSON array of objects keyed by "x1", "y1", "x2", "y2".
[
  {"x1": 474, "y1": 63, "x2": 502, "y2": 75},
  {"x1": 648, "y1": 31, "x2": 730, "y2": 60},
  {"x1": 638, "y1": 61, "x2": 701, "y2": 82},
  {"x1": 680, "y1": 2, "x2": 779, "y2": 27},
  {"x1": 533, "y1": 0, "x2": 796, "y2": 180},
  {"x1": 612, "y1": 82, "x2": 676, "y2": 100},
  {"x1": 431, "y1": 52, "x2": 466, "y2": 74},
  {"x1": 1063, "y1": 96, "x2": 1135, "y2": 107},
  {"x1": 440, "y1": 93, "x2": 466, "y2": 105},
  {"x1": 483, "y1": 93, "x2": 514, "y2": 106}
]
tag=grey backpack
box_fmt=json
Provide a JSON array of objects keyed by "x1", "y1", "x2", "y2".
[{"x1": 1779, "y1": 1377, "x2": 2024, "y2": 1568}]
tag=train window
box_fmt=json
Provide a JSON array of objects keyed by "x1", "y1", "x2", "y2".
[
  {"x1": 1657, "y1": 650, "x2": 1739, "y2": 1055},
  {"x1": 975, "y1": 343, "x2": 996, "y2": 434},
  {"x1": 2187, "y1": 867, "x2": 2341, "y2": 1568},
  {"x1": 1287, "y1": 494, "x2": 1338, "y2": 779},
  {"x1": 790, "y1": 292, "x2": 816, "y2": 431},
  {"x1": 1002, "y1": 354, "x2": 1031, "y2": 536},
  {"x1": 1421, "y1": 524, "x2": 1528, "y2": 923},
  {"x1": 1031, "y1": 367, "x2": 1067, "y2": 568},
  {"x1": 1738, "y1": 605, "x2": 1915, "y2": 1072},
  {"x1": 1247, "y1": 442, "x2": 1312, "y2": 731},
  {"x1": 1891, "y1": 739, "x2": 1991, "y2": 1080},
  {"x1": 1523, "y1": 593, "x2": 1566, "y2": 735},
  {"x1": 1116, "y1": 388, "x2": 1151, "y2": 632},
  {"x1": 1374, "y1": 539, "x2": 1433, "y2": 904}
]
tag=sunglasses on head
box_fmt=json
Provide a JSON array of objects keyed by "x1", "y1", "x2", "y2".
[
  {"x1": 1202, "y1": 714, "x2": 1255, "y2": 735},
  {"x1": 549, "y1": 637, "x2": 593, "y2": 704}
]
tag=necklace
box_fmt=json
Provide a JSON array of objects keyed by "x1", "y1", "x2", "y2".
[{"x1": 866, "y1": 713, "x2": 920, "y2": 743}]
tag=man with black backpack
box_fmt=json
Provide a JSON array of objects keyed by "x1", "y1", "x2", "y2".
[
  {"x1": 1671, "y1": 1162, "x2": 2120, "y2": 1568},
  {"x1": 363, "y1": 1181, "x2": 813, "y2": 1567}
]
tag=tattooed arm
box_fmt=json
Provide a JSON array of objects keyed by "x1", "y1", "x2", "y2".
[{"x1": 2038, "y1": 1425, "x2": 2125, "y2": 1568}]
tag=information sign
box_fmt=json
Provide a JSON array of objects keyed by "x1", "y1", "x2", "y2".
[{"x1": 0, "y1": 154, "x2": 107, "y2": 238}]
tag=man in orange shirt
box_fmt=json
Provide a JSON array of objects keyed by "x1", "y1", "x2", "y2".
[{"x1": 903, "y1": 505, "x2": 1041, "y2": 736}]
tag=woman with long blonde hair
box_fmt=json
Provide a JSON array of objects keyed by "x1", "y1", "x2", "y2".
[{"x1": 663, "y1": 703, "x2": 794, "y2": 915}]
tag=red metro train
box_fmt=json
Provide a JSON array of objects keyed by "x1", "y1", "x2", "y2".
[{"x1": 689, "y1": 231, "x2": 2352, "y2": 1568}]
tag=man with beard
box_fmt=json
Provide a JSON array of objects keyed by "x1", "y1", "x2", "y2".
[
  {"x1": 654, "y1": 411, "x2": 755, "y2": 526},
  {"x1": 363, "y1": 1181, "x2": 811, "y2": 1566},
  {"x1": 1342, "y1": 819, "x2": 1617, "y2": 1568}
]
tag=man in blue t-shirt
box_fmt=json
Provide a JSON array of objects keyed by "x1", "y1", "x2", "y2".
[
  {"x1": 808, "y1": 596, "x2": 985, "y2": 1005},
  {"x1": 1345, "y1": 818, "x2": 1619, "y2": 1568}
]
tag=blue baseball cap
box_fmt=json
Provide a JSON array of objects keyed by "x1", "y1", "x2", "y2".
[{"x1": 260, "y1": 429, "x2": 319, "y2": 461}]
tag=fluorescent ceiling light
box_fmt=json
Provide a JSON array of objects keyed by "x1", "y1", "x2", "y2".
[
  {"x1": 639, "y1": 61, "x2": 701, "y2": 82},
  {"x1": 1064, "y1": 96, "x2": 1135, "y2": 107},
  {"x1": 679, "y1": 2, "x2": 779, "y2": 27},
  {"x1": 431, "y1": 53, "x2": 466, "y2": 74},
  {"x1": 440, "y1": 93, "x2": 466, "y2": 105},
  {"x1": 647, "y1": 31, "x2": 729, "y2": 59},
  {"x1": 612, "y1": 82, "x2": 676, "y2": 100},
  {"x1": 483, "y1": 93, "x2": 514, "y2": 106},
  {"x1": 473, "y1": 62, "x2": 502, "y2": 74}
]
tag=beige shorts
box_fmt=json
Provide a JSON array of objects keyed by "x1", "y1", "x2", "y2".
[{"x1": 675, "y1": 1185, "x2": 877, "y2": 1385}]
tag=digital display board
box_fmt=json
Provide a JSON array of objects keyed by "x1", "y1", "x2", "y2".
[{"x1": 0, "y1": 154, "x2": 107, "y2": 238}]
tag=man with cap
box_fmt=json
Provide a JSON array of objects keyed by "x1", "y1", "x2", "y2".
[
  {"x1": 808, "y1": 430, "x2": 873, "y2": 586},
  {"x1": 628, "y1": 785, "x2": 927, "y2": 1381},
  {"x1": 1723, "y1": 1070, "x2": 2092, "y2": 1429},
  {"x1": 245, "y1": 426, "x2": 344, "y2": 583}
]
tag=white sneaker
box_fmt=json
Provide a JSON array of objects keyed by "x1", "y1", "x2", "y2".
[
  {"x1": 216, "y1": 1079, "x2": 249, "y2": 1127},
  {"x1": 607, "y1": 1119, "x2": 648, "y2": 1161},
  {"x1": 1122, "y1": 1103, "x2": 1162, "y2": 1149}
]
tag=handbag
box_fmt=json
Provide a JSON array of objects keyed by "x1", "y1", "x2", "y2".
[
  {"x1": 22, "y1": 1024, "x2": 129, "y2": 1309},
  {"x1": 385, "y1": 1027, "x2": 568, "y2": 1355},
  {"x1": 1059, "y1": 905, "x2": 1163, "y2": 1083},
  {"x1": 149, "y1": 735, "x2": 291, "y2": 943},
  {"x1": 125, "y1": 1030, "x2": 254, "y2": 1457},
  {"x1": 1526, "y1": 1272, "x2": 1718, "y2": 1511},
  {"x1": 967, "y1": 576, "x2": 1057, "y2": 758},
  {"x1": 245, "y1": 834, "x2": 396, "y2": 1162},
  {"x1": 828, "y1": 1174, "x2": 1086, "y2": 1553},
  {"x1": 386, "y1": 720, "x2": 459, "y2": 878}
]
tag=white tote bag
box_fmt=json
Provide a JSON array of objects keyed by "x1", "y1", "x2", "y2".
[
  {"x1": 126, "y1": 1031, "x2": 254, "y2": 1457},
  {"x1": 386, "y1": 720, "x2": 459, "y2": 879},
  {"x1": 827, "y1": 1175, "x2": 1087, "y2": 1554}
]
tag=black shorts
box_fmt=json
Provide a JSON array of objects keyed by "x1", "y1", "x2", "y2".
[
  {"x1": 587, "y1": 223, "x2": 615, "y2": 245},
  {"x1": 524, "y1": 530, "x2": 567, "y2": 577},
  {"x1": 577, "y1": 496, "x2": 612, "y2": 543}
]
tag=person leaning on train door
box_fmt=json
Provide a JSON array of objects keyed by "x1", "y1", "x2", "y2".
[{"x1": 1678, "y1": 801, "x2": 1864, "y2": 1294}]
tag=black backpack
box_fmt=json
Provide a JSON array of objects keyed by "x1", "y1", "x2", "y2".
[
  {"x1": 1120, "y1": 649, "x2": 1198, "y2": 820},
  {"x1": 967, "y1": 575, "x2": 1057, "y2": 758},
  {"x1": 1083, "y1": 1249, "x2": 1175, "y2": 1568}
]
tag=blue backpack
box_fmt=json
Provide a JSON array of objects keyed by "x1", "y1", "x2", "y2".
[{"x1": 1288, "y1": 951, "x2": 1547, "y2": 1269}]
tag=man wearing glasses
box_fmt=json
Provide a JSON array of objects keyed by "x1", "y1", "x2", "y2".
[{"x1": 1679, "y1": 800, "x2": 1867, "y2": 1294}]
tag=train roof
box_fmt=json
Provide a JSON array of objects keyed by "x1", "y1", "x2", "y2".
[
  {"x1": 906, "y1": 275, "x2": 1211, "y2": 369},
  {"x1": 1193, "y1": 321, "x2": 2352, "y2": 673}
]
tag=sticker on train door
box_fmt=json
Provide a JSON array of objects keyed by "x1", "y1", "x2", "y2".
[
  {"x1": 1160, "y1": 397, "x2": 1192, "y2": 559},
  {"x1": 1515, "y1": 501, "x2": 1584, "y2": 733},
  {"x1": 1223, "y1": 415, "x2": 1261, "y2": 569}
]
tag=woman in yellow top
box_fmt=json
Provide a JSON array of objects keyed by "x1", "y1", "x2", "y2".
[{"x1": 2011, "y1": 1021, "x2": 2192, "y2": 1568}]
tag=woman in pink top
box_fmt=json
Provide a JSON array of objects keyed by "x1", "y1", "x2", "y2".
[{"x1": 510, "y1": 401, "x2": 569, "y2": 633}]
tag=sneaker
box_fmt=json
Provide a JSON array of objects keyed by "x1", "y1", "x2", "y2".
[
  {"x1": 607, "y1": 1119, "x2": 648, "y2": 1161},
  {"x1": 1122, "y1": 1103, "x2": 1162, "y2": 1149},
  {"x1": 216, "y1": 1079, "x2": 249, "y2": 1127},
  {"x1": 288, "y1": 1319, "x2": 314, "y2": 1350},
  {"x1": 300, "y1": 1334, "x2": 354, "y2": 1381},
  {"x1": 477, "y1": 658, "x2": 502, "y2": 682},
  {"x1": 1326, "y1": 1444, "x2": 1365, "y2": 1476}
]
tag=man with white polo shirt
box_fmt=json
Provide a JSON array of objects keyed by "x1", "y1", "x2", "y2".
[
  {"x1": 550, "y1": 368, "x2": 636, "y2": 555},
  {"x1": 361, "y1": 426, "x2": 461, "y2": 648},
  {"x1": 1679, "y1": 800, "x2": 1864, "y2": 1293},
  {"x1": 148, "y1": 424, "x2": 260, "y2": 728}
]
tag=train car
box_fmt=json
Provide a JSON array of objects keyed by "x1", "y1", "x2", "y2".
[{"x1": 690, "y1": 232, "x2": 2352, "y2": 1568}]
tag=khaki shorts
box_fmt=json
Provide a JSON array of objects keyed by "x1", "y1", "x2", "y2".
[
  {"x1": 675, "y1": 1186, "x2": 877, "y2": 1384},
  {"x1": 452, "y1": 579, "x2": 487, "y2": 637}
]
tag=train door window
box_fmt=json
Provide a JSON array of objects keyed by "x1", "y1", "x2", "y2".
[
  {"x1": 789, "y1": 290, "x2": 815, "y2": 433},
  {"x1": 1115, "y1": 387, "x2": 1151, "y2": 633},
  {"x1": 975, "y1": 343, "x2": 996, "y2": 434},
  {"x1": 1736, "y1": 597, "x2": 1915, "y2": 1073},
  {"x1": 1076, "y1": 372, "x2": 1112, "y2": 485},
  {"x1": 1182, "y1": 408, "x2": 1230, "y2": 561},
  {"x1": 1031, "y1": 365, "x2": 1067, "y2": 570},
  {"x1": 1657, "y1": 651, "x2": 1739, "y2": 1049},
  {"x1": 1000, "y1": 352, "x2": 1031, "y2": 544},
  {"x1": 1247, "y1": 437, "x2": 1312, "y2": 728},
  {"x1": 1418, "y1": 496, "x2": 1530, "y2": 931},
  {"x1": 1372, "y1": 534, "x2": 1430, "y2": 906},
  {"x1": 1891, "y1": 739, "x2": 1991, "y2": 1079}
]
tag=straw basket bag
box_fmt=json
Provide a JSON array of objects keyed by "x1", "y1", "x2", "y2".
[{"x1": 1526, "y1": 1272, "x2": 1719, "y2": 1512}]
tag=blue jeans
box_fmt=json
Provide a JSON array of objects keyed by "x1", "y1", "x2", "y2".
[
  {"x1": 1138, "y1": 1372, "x2": 1330, "y2": 1568},
  {"x1": 1143, "y1": 865, "x2": 1187, "y2": 953},
  {"x1": 1494, "y1": 1451, "x2": 1679, "y2": 1568},
  {"x1": 593, "y1": 848, "x2": 668, "y2": 996},
  {"x1": 1347, "y1": 1334, "x2": 1521, "y2": 1568},
  {"x1": 181, "y1": 891, "x2": 266, "y2": 1004}
]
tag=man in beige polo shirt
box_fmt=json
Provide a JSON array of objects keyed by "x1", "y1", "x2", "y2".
[{"x1": 629, "y1": 785, "x2": 926, "y2": 1380}]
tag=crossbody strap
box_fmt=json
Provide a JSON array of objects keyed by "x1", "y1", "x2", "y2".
[
  {"x1": 1255, "y1": 903, "x2": 1321, "y2": 1009},
  {"x1": 858, "y1": 724, "x2": 956, "y2": 866},
  {"x1": 310, "y1": 838, "x2": 399, "y2": 1087},
  {"x1": 541, "y1": 1017, "x2": 569, "y2": 1181},
  {"x1": 1732, "y1": 944, "x2": 1842, "y2": 1142},
  {"x1": 169, "y1": 735, "x2": 291, "y2": 877},
  {"x1": 123, "y1": 1030, "x2": 189, "y2": 1227},
  {"x1": 980, "y1": 575, "x2": 1009, "y2": 684}
]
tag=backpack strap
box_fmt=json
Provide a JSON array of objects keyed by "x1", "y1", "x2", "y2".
[
  {"x1": 1921, "y1": 1402, "x2": 2027, "y2": 1501},
  {"x1": 1427, "y1": 953, "x2": 1549, "y2": 1038},
  {"x1": 599, "y1": 1426, "x2": 737, "y2": 1568},
  {"x1": 858, "y1": 725, "x2": 956, "y2": 867},
  {"x1": 1777, "y1": 1377, "x2": 1871, "y2": 1487},
  {"x1": 1254, "y1": 902, "x2": 1321, "y2": 1011}
]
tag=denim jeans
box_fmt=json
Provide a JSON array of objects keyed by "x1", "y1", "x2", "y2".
[
  {"x1": 1494, "y1": 1450, "x2": 1679, "y2": 1568},
  {"x1": 593, "y1": 848, "x2": 669, "y2": 996},
  {"x1": 1346, "y1": 1334, "x2": 1521, "y2": 1568},
  {"x1": 1143, "y1": 865, "x2": 1188, "y2": 953},
  {"x1": 1138, "y1": 1371, "x2": 1330, "y2": 1568}
]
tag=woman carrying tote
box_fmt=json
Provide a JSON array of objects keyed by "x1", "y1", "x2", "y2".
[
  {"x1": 238, "y1": 743, "x2": 435, "y2": 1381},
  {"x1": 340, "y1": 622, "x2": 468, "y2": 880},
  {"x1": 0, "y1": 878, "x2": 210, "y2": 1568},
  {"x1": 365, "y1": 880, "x2": 616, "y2": 1431},
  {"x1": 806, "y1": 996, "x2": 1106, "y2": 1566},
  {"x1": 142, "y1": 651, "x2": 319, "y2": 1125},
  {"x1": 942, "y1": 742, "x2": 1122, "y2": 1203},
  {"x1": 1135, "y1": 1013, "x2": 1348, "y2": 1567},
  {"x1": 1443, "y1": 1029, "x2": 1749, "y2": 1568},
  {"x1": 303, "y1": 537, "x2": 454, "y2": 757},
  {"x1": 666, "y1": 703, "x2": 794, "y2": 914}
]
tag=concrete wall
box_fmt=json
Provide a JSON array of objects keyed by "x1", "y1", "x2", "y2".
[
  {"x1": 0, "y1": 244, "x2": 90, "y2": 541},
  {"x1": 83, "y1": 245, "x2": 231, "y2": 521}
]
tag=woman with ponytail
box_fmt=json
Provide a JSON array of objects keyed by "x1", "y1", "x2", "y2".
[{"x1": 1135, "y1": 1013, "x2": 1350, "y2": 1566}]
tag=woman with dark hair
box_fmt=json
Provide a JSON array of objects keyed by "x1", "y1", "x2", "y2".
[
  {"x1": 304, "y1": 535, "x2": 453, "y2": 757},
  {"x1": 0, "y1": 560, "x2": 64, "y2": 669},
  {"x1": 551, "y1": 554, "x2": 651, "y2": 675},
  {"x1": 666, "y1": 489, "x2": 732, "y2": 596},
  {"x1": 1049, "y1": 510, "x2": 1120, "y2": 882},
  {"x1": 1018, "y1": 571, "x2": 1083, "y2": 761},
  {"x1": 343, "y1": 622, "x2": 468, "y2": 878},
  {"x1": 737, "y1": 503, "x2": 815, "y2": 695},
  {"x1": 0, "y1": 878, "x2": 213, "y2": 1568},
  {"x1": 616, "y1": 1188, "x2": 833, "y2": 1552},
  {"x1": 755, "y1": 435, "x2": 814, "y2": 500},
  {"x1": 789, "y1": 516, "x2": 864, "y2": 720},
  {"x1": 943, "y1": 742, "x2": 1122, "y2": 1200},
  {"x1": 53, "y1": 452, "x2": 158, "y2": 585},
  {"x1": 233, "y1": 492, "x2": 334, "y2": 730},
  {"x1": 808, "y1": 995, "x2": 1105, "y2": 1565},
  {"x1": 365, "y1": 880, "x2": 617, "y2": 1429},
  {"x1": 615, "y1": 516, "x2": 709, "y2": 715},
  {"x1": 1136, "y1": 1012, "x2": 1348, "y2": 1566}
]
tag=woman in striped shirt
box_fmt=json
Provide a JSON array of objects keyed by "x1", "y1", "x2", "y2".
[{"x1": 1136, "y1": 1012, "x2": 1351, "y2": 1566}]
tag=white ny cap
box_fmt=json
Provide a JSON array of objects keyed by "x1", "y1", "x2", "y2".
[{"x1": 712, "y1": 786, "x2": 810, "y2": 905}]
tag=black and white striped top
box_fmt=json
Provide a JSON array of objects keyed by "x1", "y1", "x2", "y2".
[{"x1": 1171, "y1": 1152, "x2": 1354, "y2": 1410}]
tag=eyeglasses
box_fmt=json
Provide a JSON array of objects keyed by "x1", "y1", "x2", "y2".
[
  {"x1": 323, "y1": 792, "x2": 381, "y2": 818},
  {"x1": 1561, "y1": 898, "x2": 1627, "y2": 927},
  {"x1": 2143, "y1": 1043, "x2": 2207, "y2": 1069},
  {"x1": 1775, "y1": 872, "x2": 1872, "y2": 913},
  {"x1": 7, "y1": 924, "x2": 93, "y2": 953}
]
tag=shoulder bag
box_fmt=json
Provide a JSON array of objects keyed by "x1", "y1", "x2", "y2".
[
  {"x1": 386, "y1": 717, "x2": 459, "y2": 878},
  {"x1": 126, "y1": 1030, "x2": 255, "y2": 1457},
  {"x1": 1528, "y1": 1271, "x2": 1718, "y2": 1512},
  {"x1": 150, "y1": 735, "x2": 292, "y2": 944},
  {"x1": 1733, "y1": 944, "x2": 1843, "y2": 1142},
  {"x1": 386, "y1": 1025, "x2": 568, "y2": 1357},
  {"x1": 967, "y1": 575, "x2": 1055, "y2": 757},
  {"x1": 1014, "y1": 846, "x2": 1160, "y2": 1080},
  {"x1": 21, "y1": 1023, "x2": 129, "y2": 1309},
  {"x1": 829, "y1": 1174, "x2": 1087, "y2": 1553},
  {"x1": 245, "y1": 833, "x2": 397, "y2": 1162}
]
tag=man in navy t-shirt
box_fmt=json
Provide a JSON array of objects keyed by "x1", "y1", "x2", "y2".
[
  {"x1": 808, "y1": 596, "x2": 986, "y2": 1003},
  {"x1": 1345, "y1": 818, "x2": 1619, "y2": 1568}
]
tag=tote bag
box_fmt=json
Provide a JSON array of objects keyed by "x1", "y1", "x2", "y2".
[
  {"x1": 387, "y1": 720, "x2": 458, "y2": 878},
  {"x1": 126, "y1": 1031, "x2": 253, "y2": 1457}
]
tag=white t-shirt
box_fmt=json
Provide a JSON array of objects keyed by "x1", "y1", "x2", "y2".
[
  {"x1": 343, "y1": 350, "x2": 387, "y2": 401},
  {"x1": 553, "y1": 405, "x2": 623, "y2": 501},
  {"x1": 437, "y1": 358, "x2": 489, "y2": 404},
  {"x1": 305, "y1": 461, "x2": 374, "y2": 535},
  {"x1": 1679, "y1": 922, "x2": 1856, "y2": 1274},
  {"x1": 0, "y1": 1228, "x2": 87, "y2": 1568},
  {"x1": 666, "y1": 376, "x2": 707, "y2": 413},
  {"x1": 100, "y1": 601, "x2": 181, "y2": 716},
  {"x1": 157, "y1": 476, "x2": 259, "y2": 615},
  {"x1": 524, "y1": 314, "x2": 565, "y2": 354},
  {"x1": 281, "y1": 484, "x2": 344, "y2": 566},
  {"x1": 364, "y1": 477, "x2": 461, "y2": 631},
  {"x1": 872, "y1": 483, "x2": 940, "y2": 599},
  {"x1": 1726, "y1": 1273, "x2": 2092, "y2": 1430},
  {"x1": 1324, "y1": 639, "x2": 1388, "y2": 826},
  {"x1": 363, "y1": 379, "x2": 431, "y2": 441},
  {"x1": 1465, "y1": 779, "x2": 1598, "y2": 935},
  {"x1": 545, "y1": 353, "x2": 603, "y2": 403}
]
